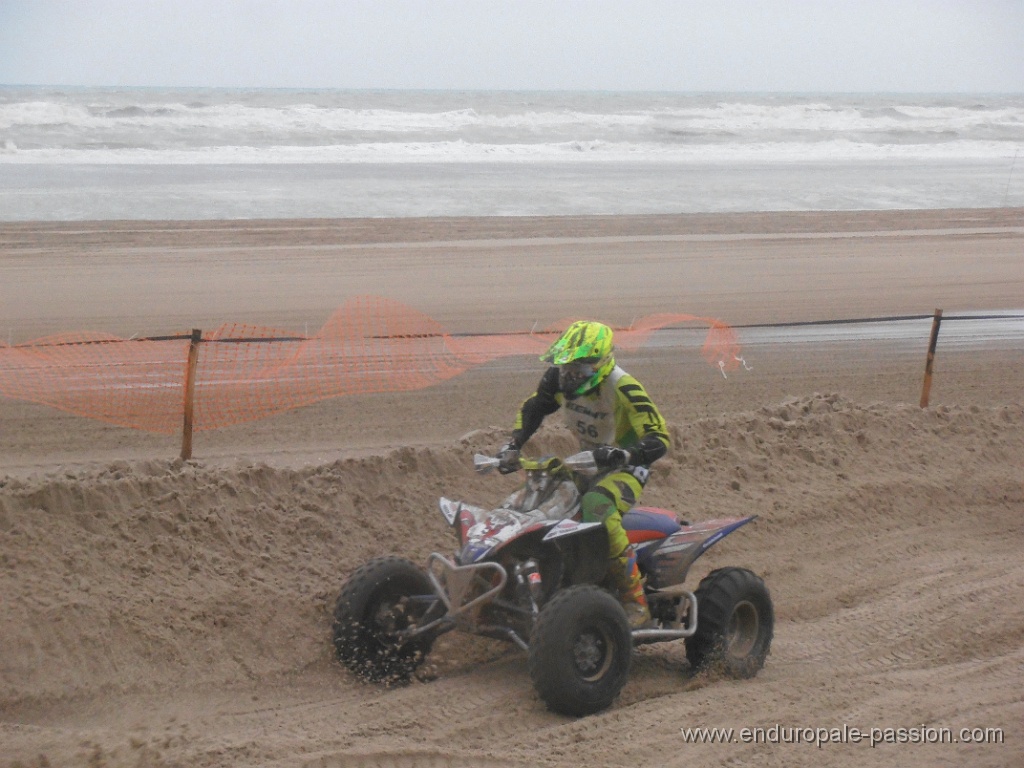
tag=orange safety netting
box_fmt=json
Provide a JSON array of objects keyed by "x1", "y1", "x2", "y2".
[{"x1": 0, "y1": 296, "x2": 740, "y2": 435}]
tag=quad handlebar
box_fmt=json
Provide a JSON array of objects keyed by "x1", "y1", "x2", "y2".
[{"x1": 474, "y1": 451, "x2": 598, "y2": 475}]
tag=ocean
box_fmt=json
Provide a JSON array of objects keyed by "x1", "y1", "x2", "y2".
[{"x1": 1, "y1": 87, "x2": 1022, "y2": 221}]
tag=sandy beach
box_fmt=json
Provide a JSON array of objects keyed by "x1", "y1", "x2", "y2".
[{"x1": 1, "y1": 208, "x2": 1022, "y2": 767}]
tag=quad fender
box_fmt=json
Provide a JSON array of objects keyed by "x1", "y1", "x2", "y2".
[
  {"x1": 542, "y1": 518, "x2": 604, "y2": 542},
  {"x1": 439, "y1": 497, "x2": 461, "y2": 526},
  {"x1": 552, "y1": 523, "x2": 609, "y2": 587},
  {"x1": 439, "y1": 497, "x2": 490, "y2": 545},
  {"x1": 639, "y1": 516, "x2": 756, "y2": 590},
  {"x1": 493, "y1": 519, "x2": 608, "y2": 589},
  {"x1": 439, "y1": 497, "x2": 609, "y2": 590}
]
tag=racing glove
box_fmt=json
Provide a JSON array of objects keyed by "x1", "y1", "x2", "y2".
[
  {"x1": 497, "y1": 443, "x2": 521, "y2": 474},
  {"x1": 593, "y1": 445, "x2": 632, "y2": 469}
]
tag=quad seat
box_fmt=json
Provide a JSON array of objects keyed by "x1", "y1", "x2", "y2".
[{"x1": 622, "y1": 506, "x2": 682, "y2": 544}]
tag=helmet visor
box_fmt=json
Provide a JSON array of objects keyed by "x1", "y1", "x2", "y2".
[{"x1": 558, "y1": 360, "x2": 597, "y2": 394}]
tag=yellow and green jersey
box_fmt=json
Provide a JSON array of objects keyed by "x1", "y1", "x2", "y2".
[{"x1": 512, "y1": 365, "x2": 670, "y2": 465}]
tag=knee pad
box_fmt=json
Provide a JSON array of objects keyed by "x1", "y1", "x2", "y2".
[{"x1": 580, "y1": 489, "x2": 616, "y2": 523}]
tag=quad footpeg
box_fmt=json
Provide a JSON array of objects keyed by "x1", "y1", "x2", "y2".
[{"x1": 632, "y1": 590, "x2": 699, "y2": 643}]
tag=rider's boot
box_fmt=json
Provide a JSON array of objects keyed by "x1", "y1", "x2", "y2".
[{"x1": 611, "y1": 546, "x2": 653, "y2": 630}]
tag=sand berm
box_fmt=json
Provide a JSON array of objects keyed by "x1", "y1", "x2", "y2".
[{"x1": 2, "y1": 396, "x2": 1022, "y2": 767}]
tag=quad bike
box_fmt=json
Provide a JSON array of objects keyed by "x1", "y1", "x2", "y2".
[{"x1": 332, "y1": 451, "x2": 773, "y2": 716}]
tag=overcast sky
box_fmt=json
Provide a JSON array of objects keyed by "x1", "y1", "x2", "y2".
[{"x1": 1, "y1": 1, "x2": 1022, "y2": 92}]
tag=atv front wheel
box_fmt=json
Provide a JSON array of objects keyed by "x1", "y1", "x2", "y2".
[
  {"x1": 685, "y1": 567, "x2": 774, "y2": 678},
  {"x1": 332, "y1": 556, "x2": 437, "y2": 684},
  {"x1": 528, "y1": 585, "x2": 632, "y2": 716}
]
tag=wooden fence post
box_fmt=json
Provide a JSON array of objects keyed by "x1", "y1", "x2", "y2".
[
  {"x1": 181, "y1": 328, "x2": 202, "y2": 460},
  {"x1": 919, "y1": 309, "x2": 943, "y2": 408}
]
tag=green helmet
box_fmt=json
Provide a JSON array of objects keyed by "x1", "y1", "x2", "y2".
[{"x1": 541, "y1": 320, "x2": 615, "y2": 397}]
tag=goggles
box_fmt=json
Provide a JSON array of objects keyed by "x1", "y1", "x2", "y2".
[
  {"x1": 558, "y1": 360, "x2": 599, "y2": 394},
  {"x1": 562, "y1": 360, "x2": 597, "y2": 378}
]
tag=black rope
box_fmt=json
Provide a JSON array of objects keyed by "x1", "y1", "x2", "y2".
[
  {"x1": 734, "y1": 314, "x2": 933, "y2": 329},
  {"x1": 6, "y1": 313, "x2": 1023, "y2": 349},
  {"x1": 734, "y1": 313, "x2": 1024, "y2": 330}
]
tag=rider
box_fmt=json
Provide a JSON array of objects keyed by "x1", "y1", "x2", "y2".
[{"x1": 497, "y1": 320, "x2": 670, "y2": 628}]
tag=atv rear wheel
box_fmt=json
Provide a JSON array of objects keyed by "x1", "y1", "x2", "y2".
[
  {"x1": 685, "y1": 567, "x2": 774, "y2": 678},
  {"x1": 332, "y1": 556, "x2": 436, "y2": 684},
  {"x1": 528, "y1": 585, "x2": 632, "y2": 716}
]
